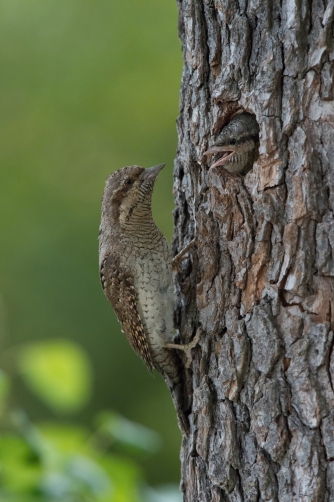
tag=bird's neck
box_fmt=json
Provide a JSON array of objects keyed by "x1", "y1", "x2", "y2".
[
  {"x1": 228, "y1": 147, "x2": 257, "y2": 168},
  {"x1": 121, "y1": 204, "x2": 162, "y2": 246}
]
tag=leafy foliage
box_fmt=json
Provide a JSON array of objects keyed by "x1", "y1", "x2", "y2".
[
  {"x1": 18, "y1": 340, "x2": 92, "y2": 414},
  {"x1": 0, "y1": 339, "x2": 181, "y2": 502}
]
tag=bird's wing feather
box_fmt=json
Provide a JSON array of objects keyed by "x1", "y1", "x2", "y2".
[{"x1": 100, "y1": 254, "x2": 154, "y2": 371}]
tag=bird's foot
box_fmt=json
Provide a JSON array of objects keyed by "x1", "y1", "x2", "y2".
[
  {"x1": 172, "y1": 239, "x2": 197, "y2": 272},
  {"x1": 166, "y1": 328, "x2": 201, "y2": 367}
]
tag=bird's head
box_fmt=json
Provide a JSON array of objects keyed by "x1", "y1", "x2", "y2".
[
  {"x1": 101, "y1": 164, "x2": 165, "y2": 228},
  {"x1": 204, "y1": 112, "x2": 259, "y2": 172}
]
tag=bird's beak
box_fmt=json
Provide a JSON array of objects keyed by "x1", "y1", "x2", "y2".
[
  {"x1": 203, "y1": 146, "x2": 234, "y2": 168},
  {"x1": 142, "y1": 163, "x2": 165, "y2": 182},
  {"x1": 204, "y1": 145, "x2": 230, "y2": 155}
]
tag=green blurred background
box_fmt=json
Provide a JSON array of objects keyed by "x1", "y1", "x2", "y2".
[{"x1": 0, "y1": 0, "x2": 183, "y2": 500}]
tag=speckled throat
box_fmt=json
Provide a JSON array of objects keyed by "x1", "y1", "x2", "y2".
[{"x1": 223, "y1": 149, "x2": 258, "y2": 175}]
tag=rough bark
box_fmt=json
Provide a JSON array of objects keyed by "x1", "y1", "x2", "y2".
[{"x1": 173, "y1": 0, "x2": 334, "y2": 500}]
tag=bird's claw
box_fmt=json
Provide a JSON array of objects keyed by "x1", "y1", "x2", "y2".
[{"x1": 172, "y1": 239, "x2": 197, "y2": 272}]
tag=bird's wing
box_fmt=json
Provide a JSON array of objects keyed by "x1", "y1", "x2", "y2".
[{"x1": 100, "y1": 254, "x2": 154, "y2": 372}]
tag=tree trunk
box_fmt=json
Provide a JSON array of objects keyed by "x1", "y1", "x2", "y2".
[{"x1": 173, "y1": 0, "x2": 334, "y2": 500}]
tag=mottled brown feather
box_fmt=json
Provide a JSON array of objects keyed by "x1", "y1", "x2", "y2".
[{"x1": 100, "y1": 254, "x2": 154, "y2": 372}]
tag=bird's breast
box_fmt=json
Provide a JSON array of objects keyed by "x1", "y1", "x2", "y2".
[{"x1": 133, "y1": 250, "x2": 175, "y2": 351}]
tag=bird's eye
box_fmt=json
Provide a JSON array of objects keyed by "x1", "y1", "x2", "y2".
[
  {"x1": 230, "y1": 138, "x2": 236, "y2": 145},
  {"x1": 125, "y1": 178, "x2": 132, "y2": 185}
]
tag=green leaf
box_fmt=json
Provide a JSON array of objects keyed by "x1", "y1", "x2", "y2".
[
  {"x1": 40, "y1": 455, "x2": 112, "y2": 499},
  {"x1": 0, "y1": 435, "x2": 43, "y2": 494},
  {"x1": 98, "y1": 455, "x2": 143, "y2": 502},
  {"x1": 38, "y1": 423, "x2": 89, "y2": 455},
  {"x1": 96, "y1": 411, "x2": 161, "y2": 454},
  {"x1": 18, "y1": 340, "x2": 92, "y2": 414}
]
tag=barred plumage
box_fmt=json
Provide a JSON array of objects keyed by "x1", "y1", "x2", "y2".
[
  {"x1": 204, "y1": 112, "x2": 260, "y2": 175},
  {"x1": 99, "y1": 164, "x2": 190, "y2": 434}
]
